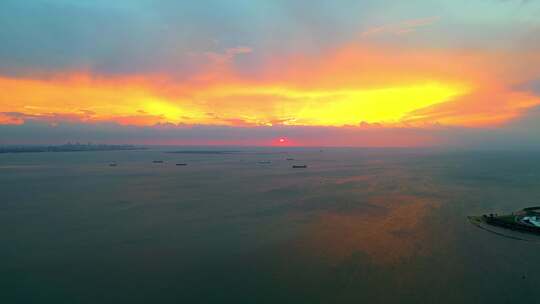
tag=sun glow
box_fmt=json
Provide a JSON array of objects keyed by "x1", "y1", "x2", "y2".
[
  {"x1": 222, "y1": 82, "x2": 470, "y2": 126},
  {"x1": 0, "y1": 74, "x2": 470, "y2": 127},
  {"x1": 141, "y1": 99, "x2": 185, "y2": 123}
]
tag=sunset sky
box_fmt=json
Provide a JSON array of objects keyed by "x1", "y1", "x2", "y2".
[{"x1": 1, "y1": 0, "x2": 540, "y2": 146}]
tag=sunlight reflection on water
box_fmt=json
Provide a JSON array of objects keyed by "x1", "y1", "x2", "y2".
[{"x1": 2, "y1": 147, "x2": 540, "y2": 303}]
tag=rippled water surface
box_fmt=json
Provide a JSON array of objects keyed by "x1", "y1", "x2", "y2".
[{"x1": 2, "y1": 147, "x2": 540, "y2": 303}]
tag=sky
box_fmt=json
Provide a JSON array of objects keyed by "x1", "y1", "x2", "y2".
[{"x1": 1, "y1": 0, "x2": 540, "y2": 147}]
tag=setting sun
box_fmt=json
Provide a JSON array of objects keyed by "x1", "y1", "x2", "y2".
[{"x1": 3, "y1": 1, "x2": 540, "y2": 302}]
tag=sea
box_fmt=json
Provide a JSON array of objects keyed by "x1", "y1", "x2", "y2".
[{"x1": 2, "y1": 147, "x2": 540, "y2": 303}]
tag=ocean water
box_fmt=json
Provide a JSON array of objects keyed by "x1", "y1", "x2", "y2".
[{"x1": 2, "y1": 147, "x2": 540, "y2": 303}]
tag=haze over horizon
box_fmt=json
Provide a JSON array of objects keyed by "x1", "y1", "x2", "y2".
[
  {"x1": 4, "y1": 3, "x2": 540, "y2": 302},
  {"x1": 1, "y1": 0, "x2": 540, "y2": 147}
]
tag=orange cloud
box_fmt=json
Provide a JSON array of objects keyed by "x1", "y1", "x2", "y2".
[
  {"x1": 0, "y1": 112, "x2": 24, "y2": 125},
  {"x1": 1, "y1": 43, "x2": 539, "y2": 129}
]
